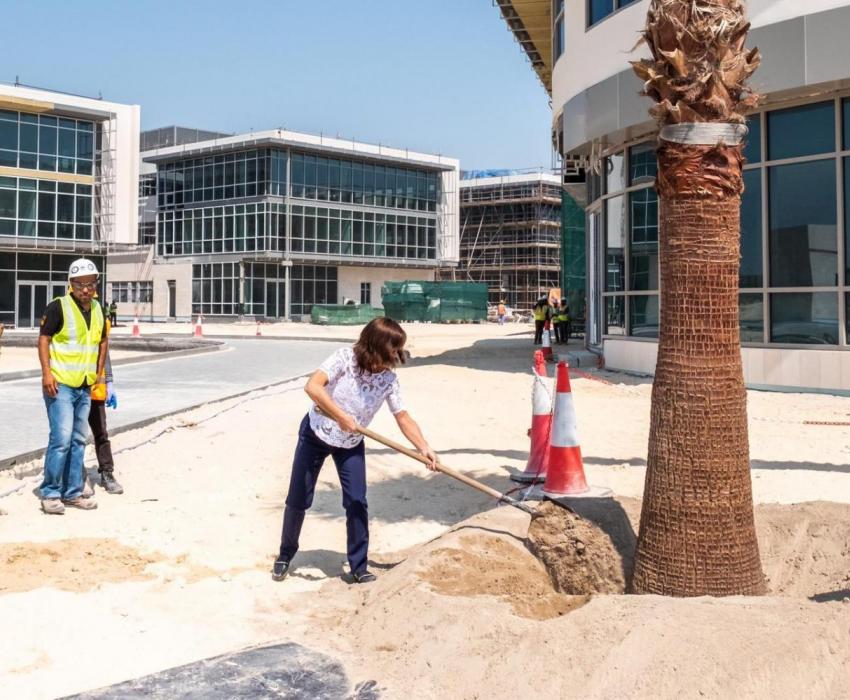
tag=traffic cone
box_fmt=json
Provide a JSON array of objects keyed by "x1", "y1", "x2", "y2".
[
  {"x1": 542, "y1": 361, "x2": 589, "y2": 497},
  {"x1": 194, "y1": 315, "x2": 203, "y2": 337},
  {"x1": 255, "y1": 323, "x2": 262, "y2": 337},
  {"x1": 132, "y1": 317, "x2": 140, "y2": 337},
  {"x1": 541, "y1": 324, "x2": 554, "y2": 362},
  {"x1": 511, "y1": 350, "x2": 552, "y2": 484}
]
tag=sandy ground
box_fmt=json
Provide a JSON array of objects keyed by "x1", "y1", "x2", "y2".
[
  {"x1": 1, "y1": 327, "x2": 849, "y2": 699},
  {"x1": 0, "y1": 347, "x2": 149, "y2": 375}
]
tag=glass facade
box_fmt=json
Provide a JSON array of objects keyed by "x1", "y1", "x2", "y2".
[
  {"x1": 590, "y1": 96, "x2": 850, "y2": 348},
  {"x1": 290, "y1": 153, "x2": 437, "y2": 212},
  {"x1": 0, "y1": 251, "x2": 106, "y2": 328},
  {"x1": 155, "y1": 145, "x2": 444, "y2": 317},
  {"x1": 0, "y1": 176, "x2": 92, "y2": 240},
  {"x1": 588, "y1": 0, "x2": 638, "y2": 27},
  {"x1": 0, "y1": 111, "x2": 94, "y2": 175}
]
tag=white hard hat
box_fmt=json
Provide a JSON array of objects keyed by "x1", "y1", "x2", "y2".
[{"x1": 68, "y1": 258, "x2": 99, "y2": 279}]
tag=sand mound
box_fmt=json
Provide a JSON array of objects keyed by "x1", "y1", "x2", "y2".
[
  {"x1": 336, "y1": 504, "x2": 850, "y2": 699},
  {"x1": 757, "y1": 501, "x2": 850, "y2": 599},
  {"x1": 527, "y1": 498, "x2": 636, "y2": 594},
  {"x1": 418, "y1": 534, "x2": 588, "y2": 619},
  {"x1": 0, "y1": 539, "x2": 157, "y2": 594}
]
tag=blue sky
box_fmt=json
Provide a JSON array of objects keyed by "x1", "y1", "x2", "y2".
[{"x1": 3, "y1": 1, "x2": 553, "y2": 169}]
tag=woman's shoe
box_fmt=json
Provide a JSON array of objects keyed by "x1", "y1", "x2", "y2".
[
  {"x1": 271, "y1": 558, "x2": 290, "y2": 581},
  {"x1": 352, "y1": 570, "x2": 376, "y2": 584}
]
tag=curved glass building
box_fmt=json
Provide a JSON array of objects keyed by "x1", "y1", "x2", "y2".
[{"x1": 498, "y1": 0, "x2": 850, "y2": 391}]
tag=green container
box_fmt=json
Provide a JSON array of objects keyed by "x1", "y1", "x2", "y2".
[
  {"x1": 310, "y1": 304, "x2": 383, "y2": 326},
  {"x1": 380, "y1": 281, "x2": 487, "y2": 323}
]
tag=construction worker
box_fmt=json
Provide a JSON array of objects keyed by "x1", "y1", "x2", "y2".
[
  {"x1": 38, "y1": 258, "x2": 107, "y2": 514},
  {"x1": 497, "y1": 300, "x2": 507, "y2": 326},
  {"x1": 273, "y1": 317, "x2": 437, "y2": 584},
  {"x1": 108, "y1": 300, "x2": 118, "y2": 326},
  {"x1": 556, "y1": 299, "x2": 570, "y2": 344},
  {"x1": 83, "y1": 296, "x2": 123, "y2": 496},
  {"x1": 532, "y1": 297, "x2": 547, "y2": 345}
]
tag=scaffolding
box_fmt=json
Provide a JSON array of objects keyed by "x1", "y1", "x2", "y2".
[{"x1": 440, "y1": 176, "x2": 562, "y2": 313}]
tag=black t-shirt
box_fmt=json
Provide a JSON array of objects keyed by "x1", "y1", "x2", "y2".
[{"x1": 40, "y1": 296, "x2": 106, "y2": 343}]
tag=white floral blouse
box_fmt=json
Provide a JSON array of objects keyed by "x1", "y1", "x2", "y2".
[{"x1": 308, "y1": 347, "x2": 404, "y2": 448}]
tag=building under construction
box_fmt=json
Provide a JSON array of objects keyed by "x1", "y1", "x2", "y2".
[{"x1": 442, "y1": 171, "x2": 561, "y2": 312}]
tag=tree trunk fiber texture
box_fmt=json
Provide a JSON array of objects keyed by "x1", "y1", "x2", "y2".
[{"x1": 629, "y1": 141, "x2": 767, "y2": 597}]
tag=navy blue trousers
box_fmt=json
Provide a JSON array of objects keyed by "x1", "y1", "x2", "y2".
[{"x1": 279, "y1": 415, "x2": 369, "y2": 575}]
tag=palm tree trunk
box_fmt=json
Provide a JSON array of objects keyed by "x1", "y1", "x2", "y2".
[{"x1": 628, "y1": 0, "x2": 767, "y2": 596}]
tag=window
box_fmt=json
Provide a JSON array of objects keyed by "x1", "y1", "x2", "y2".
[
  {"x1": 739, "y1": 294, "x2": 764, "y2": 343},
  {"x1": 360, "y1": 282, "x2": 372, "y2": 305},
  {"x1": 588, "y1": 0, "x2": 638, "y2": 27},
  {"x1": 769, "y1": 160, "x2": 837, "y2": 288},
  {"x1": 604, "y1": 152, "x2": 626, "y2": 194},
  {"x1": 629, "y1": 295, "x2": 658, "y2": 338},
  {"x1": 767, "y1": 102, "x2": 835, "y2": 161},
  {"x1": 110, "y1": 281, "x2": 153, "y2": 304},
  {"x1": 629, "y1": 188, "x2": 658, "y2": 291},
  {"x1": 553, "y1": 0, "x2": 566, "y2": 61},
  {"x1": 605, "y1": 196, "x2": 625, "y2": 291},
  {"x1": 605, "y1": 295, "x2": 625, "y2": 335},
  {"x1": 740, "y1": 169, "x2": 763, "y2": 288},
  {"x1": 744, "y1": 114, "x2": 762, "y2": 164},
  {"x1": 770, "y1": 292, "x2": 838, "y2": 345},
  {"x1": 628, "y1": 143, "x2": 657, "y2": 186}
]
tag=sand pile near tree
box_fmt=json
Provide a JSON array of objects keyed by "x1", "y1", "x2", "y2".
[{"x1": 326, "y1": 499, "x2": 850, "y2": 699}]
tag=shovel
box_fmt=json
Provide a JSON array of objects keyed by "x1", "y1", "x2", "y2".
[{"x1": 353, "y1": 421, "x2": 536, "y2": 516}]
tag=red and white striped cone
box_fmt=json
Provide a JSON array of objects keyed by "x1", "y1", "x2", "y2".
[
  {"x1": 511, "y1": 350, "x2": 552, "y2": 484},
  {"x1": 256, "y1": 323, "x2": 262, "y2": 337},
  {"x1": 542, "y1": 361, "x2": 612, "y2": 499},
  {"x1": 194, "y1": 315, "x2": 203, "y2": 337},
  {"x1": 541, "y1": 323, "x2": 554, "y2": 362},
  {"x1": 132, "y1": 317, "x2": 140, "y2": 337}
]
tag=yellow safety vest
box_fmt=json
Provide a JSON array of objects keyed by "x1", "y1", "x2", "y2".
[
  {"x1": 49, "y1": 294, "x2": 104, "y2": 388},
  {"x1": 558, "y1": 310, "x2": 569, "y2": 322},
  {"x1": 533, "y1": 307, "x2": 546, "y2": 321},
  {"x1": 90, "y1": 315, "x2": 111, "y2": 401}
]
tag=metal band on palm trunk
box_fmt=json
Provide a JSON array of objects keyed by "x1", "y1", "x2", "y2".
[{"x1": 659, "y1": 123, "x2": 748, "y2": 146}]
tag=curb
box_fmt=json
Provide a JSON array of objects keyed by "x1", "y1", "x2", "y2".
[
  {"x1": 0, "y1": 371, "x2": 312, "y2": 473},
  {"x1": 0, "y1": 342, "x2": 225, "y2": 383}
]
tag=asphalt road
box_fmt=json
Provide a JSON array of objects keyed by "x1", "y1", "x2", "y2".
[{"x1": 0, "y1": 338, "x2": 346, "y2": 466}]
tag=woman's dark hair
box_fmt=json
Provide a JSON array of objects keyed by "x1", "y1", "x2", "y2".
[{"x1": 354, "y1": 317, "x2": 407, "y2": 374}]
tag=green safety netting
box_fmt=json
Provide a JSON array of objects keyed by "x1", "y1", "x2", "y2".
[
  {"x1": 310, "y1": 304, "x2": 384, "y2": 325},
  {"x1": 381, "y1": 281, "x2": 488, "y2": 322}
]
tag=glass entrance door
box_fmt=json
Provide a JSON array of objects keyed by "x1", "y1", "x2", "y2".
[
  {"x1": 17, "y1": 282, "x2": 49, "y2": 328},
  {"x1": 265, "y1": 281, "x2": 286, "y2": 319}
]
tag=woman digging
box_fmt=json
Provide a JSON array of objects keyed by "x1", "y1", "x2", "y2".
[{"x1": 273, "y1": 317, "x2": 438, "y2": 583}]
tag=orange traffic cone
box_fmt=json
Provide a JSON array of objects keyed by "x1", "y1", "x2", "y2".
[
  {"x1": 511, "y1": 350, "x2": 552, "y2": 484},
  {"x1": 542, "y1": 361, "x2": 589, "y2": 496},
  {"x1": 194, "y1": 315, "x2": 203, "y2": 337},
  {"x1": 541, "y1": 322, "x2": 554, "y2": 362},
  {"x1": 255, "y1": 323, "x2": 262, "y2": 337},
  {"x1": 132, "y1": 317, "x2": 140, "y2": 337}
]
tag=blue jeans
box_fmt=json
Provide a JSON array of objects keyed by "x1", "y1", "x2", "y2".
[
  {"x1": 41, "y1": 384, "x2": 91, "y2": 500},
  {"x1": 279, "y1": 415, "x2": 369, "y2": 575}
]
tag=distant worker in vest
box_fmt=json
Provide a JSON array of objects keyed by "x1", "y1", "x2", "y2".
[
  {"x1": 532, "y1": 297, "x2": 548, "y2": 345},
  {"x1": 38, "y1": 258, "x2": 108, "y2": 514},
  {"x1": 83, "y1": 295, "x2": 123, "y2": 496},
  {"x1": 108, "y1": 300, "x2": 118, "y2": 327},
  {"x1": 556, "y1": 299, "x2": 571, "y2": 344},
  {"x1": 497, "y1": 300, "x2": 507, "y2": 326}
]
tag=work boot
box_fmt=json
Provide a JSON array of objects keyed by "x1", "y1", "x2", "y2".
[
  {"x1": 41, "y1": 498, "x2": 65, "y2": 515},
  {"x1": 352, "y1": 570, "x2": 377, "y2": 584},
  {"x1": 272, "y1": 558, "x2": 291, "y2": 581},
  {"x1": 62, "y1": 497, "x2": 98, "y2": 511},
  {"x1": 100, "y1": 473, "x2": 124, "y2": 495},
  {"x1": 82, "y1": 476, "x2": 95, "y2": 498}
]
